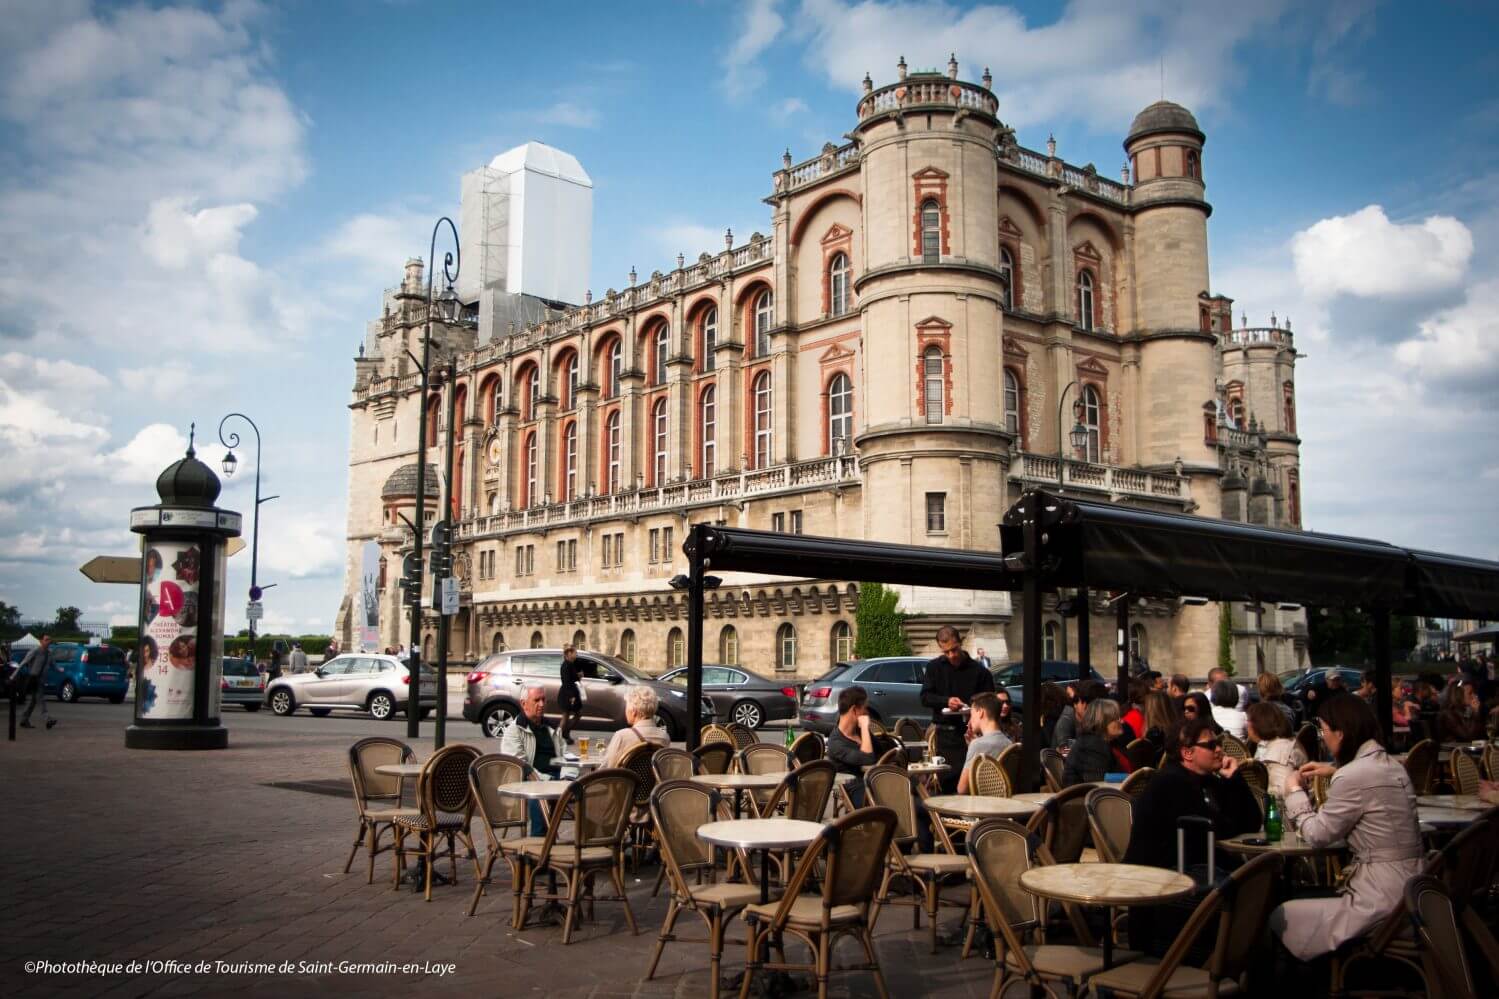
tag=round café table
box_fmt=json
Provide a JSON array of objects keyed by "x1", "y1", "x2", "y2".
[
  {"x1": 922, "y1": 794, "x2": 1039, "y2": 821},
  {"x1": 1415, "y1": 794, "x2": 1489, "y2": 812},
  {"x1": 691, "y1": 772, "x2": 785, "y2": 819},
  {"x1": 373, "y1": 762, "x2": 437, "y2": 891},
  {"x1": 374, "y1": 762, "x2": 426, "y2": 779},
  {"x1": 698, "y1": 818, "x2": 824, "y2": 905},
  {"x1": 1013, "y1": 791, "x2": 1058, "y2": 806},
  {"x1": 499, "y1": 780, "x2": 577, "y2": 928},
  {"x1": 1020, "y1": 863, "x2": 1195, "y2": 968},
  {"x1": 1222, "y1": 829, "x2": 1345, "y2": 856},
  {"x1": 1419, "y1": 805, "x2": 1484, "y2": 831}
]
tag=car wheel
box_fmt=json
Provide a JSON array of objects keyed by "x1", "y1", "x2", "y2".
[
  {"x1": 269, "y1": 688, "x2": 295, "y2": 715},
  {"x1": 243, "y1": 703, "x2": 261, "y2": 712},
  {"x1": 482, "y1": 702, "x2": 517, "y2": 738},
  {"x1": 731, "y1": 699, "x2": 764, "y2": 730},
  {"x1": 656, "y1": 710, "x2": 681, "y2": 742},
  {"x1": 368, "y1": 692, "x2": 395, "y2": 720},
  {"x1": 310, "y1": 708, "x2": 332, "y2": 717},
  {"x1": 60, "y1": 681, "x2": 77, "y2": 703},
  {"x1": 109, "y1": 694, "x2": 125, "y2": 704}
]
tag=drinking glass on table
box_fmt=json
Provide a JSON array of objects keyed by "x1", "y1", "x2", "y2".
[{"x1": 578, "y1": 735, "x2": 590, "y2": 757}]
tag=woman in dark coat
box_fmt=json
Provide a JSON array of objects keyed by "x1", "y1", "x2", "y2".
[{"x1": 1063, "y1": 698, "x2": 1131, "y2": 786}]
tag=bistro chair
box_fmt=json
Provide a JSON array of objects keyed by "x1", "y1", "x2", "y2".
[
  {"x1": 1450, "y1": 750, "x2": 1480, "y2": 796},
  {"x1": 1120, "y1": 766, "x2": 1157, "y2": 800},
  {"x1": 1085, "y1": 787, "x2": 1133, "y2": 864},
  {"x1": 1403, "y1": 738, "x2": 1439, "y2": 795},
  {"x1": 1237, "y1": 761, "x2": 1269, "y2": 815},
  {"x1": 391, "y1": 743, "x2": 481, "y2": 902},
  {"x1": 618, "y1": 741, "x2": 661, "y2": 871},
  {"x1": 466, "y1": 753, "x2": 528, "y2": 917},
  {"x1": 515, "y1": 768, "x2": 639, "y2": 944},
  {"x1": 652, "y1": 747, "x2": 697, "y2": 783},
  {"x1": 1219, "y1": 731, "x2": 1251, "y2": 763},
  {"x1": 344, "y1": 737, "x2": 418, "y2": 884},
  {"x1": 1124, "y1": 738, "x2": 1158, "y2": 772},
  {"x1": 693, "y1": 742, "x2": 736, "y2": 775},
  {"x1": 700, "y1": 724, "x2": 736, "y2": 750},
  {"x1": 875, "y1": 746, "x2": 910, "y2": 768},
  {"x1": 760, "y1": 761, "x2": 838, "y2": 883},
  {"x1": 1295, "y1": 722, "x2": 1321, "y2": 766},
  {"x1": 971, "y1": 754, "x2": 1012, "y2": 798},
  {"x1": 1039, "y1": 748, "x2": 1066, "y2": 793},
  {"x1": 645, "y1": 781, "x2": 763, "y2": 999},
  {"x1": 996, "y1": 742, "x2": 1025, "y2": 793},
  {"x1": 789, "y1": 730, "x2": 825, "y2": 766},
  {"x1": 738, "y1": 743, "x2": 792, "y2": 814},
  {"x1": 739, "y1": 807, "x2": 898, "y2": 999},
  {"x1": 724, "y1": 722, "x2": 759, "y2": 754},
  {"x1": 1085, "y1": 853, "x2": 1283, "y2": 998},
  {"x1": 895, "y1": 718, "x2": 925, "y2": 742},
  {"x1": 1483, "y1": 741, "x2": 1499, "y2": 782},
  {"x1": 1406, "y1": 875, "x2": 1477, "y2": 999},
  {"x1": 865, "y1": 765, "x2": 971, "y2": 953}
]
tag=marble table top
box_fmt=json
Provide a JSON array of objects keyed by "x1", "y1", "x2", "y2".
[
  {"x1": 1221, "y1": 829, "x2": 1345, "y2": 856},
  {"x1": 697, "y1": 818, "x2": 824, "y2": 851},
  {"x1": 922, "y1": 795, "x2": 1039, "y2": 819},
  {"x1": 690, "y1": 773, "x2": 785, "y2": 789},
  {"x1": 1020, "y1": 863, "x2": 1195, "y2": 906},
  {"x1": 1415, "y1": 794, "x2": 1489, "y2": 812},
  {"x1": 373, "y1": 763, "x2": 425, "y2": 778},
  {"x1": 497, "y1": 780, "x2": 573, "y2": 800}
]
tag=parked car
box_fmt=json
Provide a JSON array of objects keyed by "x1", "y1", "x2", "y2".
[
  {"x1": 219, "y1": 656, "x2": 264, "y2": 711},
  {"x1": 17, "y1": 642, "x2": 130, "y2": 703},
  {"x1": 266, "y1": 653, "x2": 436, "y2": 720},
  {"x1": 989, "y1": 660, "x2": 1107, "y2": 712},
  {"x1": 1279, "y1": 666, "x2": 1364, "y2": 722},
  {"x1": 658, "y1": 663, "x2": 798, "y2": 730},
  {"x1": 462, "y1": 648, "x2": 715, "y2": 740},
  {"x1": 799, "y1": 657, "x2": 932, "y2": 734}
]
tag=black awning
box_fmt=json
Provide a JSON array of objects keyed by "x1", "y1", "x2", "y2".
[
  {"x1": 1000, "y1": 490, "x2": 1411, "y2": 608},
  {"x1": 693, "y1": 525, "x2": 1021, "y2": 591},
  {"x1": 1405, "y1": 549, "x2": 1499, "y2": 619}
]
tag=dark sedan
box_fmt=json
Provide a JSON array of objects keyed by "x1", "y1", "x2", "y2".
[
  {"x1": 1280, "y1": 666, "x2": 1364, "y2": 722},
  {"x1": 658, "y1": 663, "x2": 798, "y2": 730},
  {"x1": 991, "y1": 660, "x2": 1107, "y2": 711}
]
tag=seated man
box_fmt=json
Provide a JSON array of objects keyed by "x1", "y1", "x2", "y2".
[
  {"x1": 826, "y1": 685, "x2": 879, "y2": 807},
  {"x1": 957, "y1": 692, "x2": 1013, "y2": 793},
  {"x1": 1123, "y1": 717, "x2": 1263, "y2": 956},
  {"x1": 500, "y1": 685, "x2": 567, "y2": 834}
]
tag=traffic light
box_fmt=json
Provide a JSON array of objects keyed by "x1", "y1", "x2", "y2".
[{"x1": 399, "y1": 552, "x2": 421, "y2": 606}]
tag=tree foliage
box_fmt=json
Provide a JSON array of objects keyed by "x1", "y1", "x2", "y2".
[
  {"x1": 1217, "y1": 603, "x2": 1235, "y2": 676},
  {"x1": 854, "y1": 583, "x2": 910, "y2": 659},
  {"x1": 55, "y1": 606, "x2": 83, "y2": 632},
  {"x1": 1307, "y1": 606, "x2": 1418, "y2": 665}
]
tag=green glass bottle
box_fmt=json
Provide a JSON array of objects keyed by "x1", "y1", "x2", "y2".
[
  {"x1": 785, "y1": 723, "x2": 795, "y2": 750},
  {"x1": 1264, "y1": 795, "x2": 1283, "y2": 843}
]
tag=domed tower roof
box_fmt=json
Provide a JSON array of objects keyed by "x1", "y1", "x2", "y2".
[
  {"x1": 1126, "y1": 100, "x2": 1204, "y2": 143},
  {"x1": 156, "y1": 444, "x2": 221, "y2": 508},
  {"x1": 381, "y1": 463, "x2": 440, "y2": 500}
]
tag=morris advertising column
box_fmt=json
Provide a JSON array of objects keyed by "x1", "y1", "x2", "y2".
[{"x1": 126, "y1": 441, "x2": 242, "y2": 750}]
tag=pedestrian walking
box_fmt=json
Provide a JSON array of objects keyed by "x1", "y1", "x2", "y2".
[
  {"x1": 17, "y1": 633, "x2": 57, "y2": 730},
  {"x1": 557, "y1": 644, "x2": 588, "y2": 745},
  {"x1": 289, "y1": 642, "x2": 308, "y2": 672},
  {"x1": 975, "y1": 646, "x2": 992, "y2": 670}
]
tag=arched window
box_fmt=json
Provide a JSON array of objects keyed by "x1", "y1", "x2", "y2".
[
  {"x1": 666, "y1": 627, "x2": 685, "y2": 669},
  {"x1": 753, "y1": 372, "x2": 773, "y2": 468},
  {"x1": 776, "y1": 623, "x2": 797, "y2": 671},
  {"x1": 1077, "y1": 270, "x2": 1096, "y2": 332},
  {"x1": 1186, "y1": 150, "x2": 1200, "y2": 180},
  {"x1": 923, "y1": 347, "x2": 944, "y2": 425},
  {"x1": 701, "y1": 306, "x2": 717, "y2": 372},
  {"x1": 921, "y1": 200, "x2": 941, "y2": 261},
  {"x1": 829, "y1": 252, "x2": 850, "y2": 316},
  {"x1": 530, "y1": 631, "x2": 544, "y2": 649},
  {"x1": 491, "y1": 632, "x2": 506, "y2": 653},
  {"x1": 700, "y1": 385, "x2": 717, "y2": 478},
  {"x1": 1129, "y1": 623, "x2": 1148, "y2": 663},
  {"x1": 619, "y1": 629, "x2": 636, "y2": 664},
  {"x1": 1082, "y1": 385, "x2": 1101, "y2": 463},
  {"x1": 651, "y1": 397, "x2": 668, "y2": 486},
  {"x1": 999, "y1": 247, "x2": 1014, "y2": 311},
  {"x1": 827, "y1": 373, "x2": 852, "y2": 452},
  {"x1": 1283, "y1": 383, "x2": 1296, "y2": 434},
  {"x1": 1228, "y1": 397, "x2": 1245, "y2": 430},
  {"x1": 831, "y1": 621, "x2": 853, "y2": 663},
  {"x1": 564, "y1": 353, "x2": 579, "y2": 410},
  {"x1": 426, "y1": 395, "x2": 441, "y2": 447},
  {"x1": 572, "y1": 629, "x2": 586, "y2": 650},
  {"x1": 719, "y1": 625, "x2": 738, "y2": 665},
  {"x1": 522, "y1": 432, "x2": 538, "y2": 506},
  {"x1": 1003, "y1": 369, "x2": 1021, "y2": 438},
  {"x1": 607, "y1": 338, "x2": 622, "y2": 398},
  {"x1": 1043, "y1": 621, "x2": 1060, "y2": 659},
  {"x1": 561, "y1": 422, "x2": 578, "y2": 501},
  {"x1": 605, "y1": 410, "x2": 621, "y2": 493},
  {"x1": 754, "y1": 290, "x2": 773, "y2": 358},
  {"x1": 525, "y1": 366, "x2": 540, "y2": 421},
  {"x1": 652, "y1": 324, "x2": 669, "y2": 385}
]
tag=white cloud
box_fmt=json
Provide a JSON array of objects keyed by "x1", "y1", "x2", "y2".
[
  {"x1": 725, "y1": 0, "x2": 786, "y2": 98},
  {"x1": 140, "y1": 197, "x2": 258, "y2": 270},
  {"x1": 106, "y1": 424, "x2": 190, "y2": 486},
  {"x1": 532, "y1": 101, "x2": 599, "y2": 128},
  {"x1": 1292, "y1": 205, "x2": 1472, "y2": 299},
  {"x1": 322, "y1": 210, "x2": 434, "y2": 284},
  {"x1": 1393, "y1": 278, "x2": 1499, "y2": 388},
  {"x1": 772, "y1": 97, "x2": 809, "y2": 120}
]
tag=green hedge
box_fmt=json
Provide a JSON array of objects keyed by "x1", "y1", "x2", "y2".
[{"x1": 224, "y1": 635, "x2": 333, "y2": 659}]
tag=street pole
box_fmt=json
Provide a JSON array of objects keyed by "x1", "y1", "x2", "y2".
[
  {"x1": 1056, "y1": 379, "x2": 1081, "y2": 488},
  {"x1": 219, "y1": 414, "x2": 277, "y2": 664},
  {"x1": 686, "y1": 524, "x2": 707, "y2": 751},
  {"x1": 435, "y1": 360, "x2": 458, "y2": 749}
]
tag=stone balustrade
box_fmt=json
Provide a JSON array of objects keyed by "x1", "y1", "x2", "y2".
[
  {"x1": 1222, "y1": 327, "x2": 1293, "y2": 349},
  {"x1": 1010, "y1": 452, "x2": 1188, "y2": 502}
]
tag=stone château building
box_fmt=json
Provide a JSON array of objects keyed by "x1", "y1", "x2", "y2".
[{"x1": 336, "y1": 57, "x2": 1308, "y2": 680}]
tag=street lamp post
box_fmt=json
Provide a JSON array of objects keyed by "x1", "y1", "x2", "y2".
[
  {"x1": 1055, "y1": 380, "x2": 1091, "y2": 481},
  {"x1": 219, "y1": 414, "x2": 278, "y2": 664},
  {"x1": 406, "y1": 217, "x2": 462, "y2": 740}
]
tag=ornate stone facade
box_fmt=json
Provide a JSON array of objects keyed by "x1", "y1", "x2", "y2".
[{"x1": 336, "y1": 60, "x2": 1307, "y2": 680}]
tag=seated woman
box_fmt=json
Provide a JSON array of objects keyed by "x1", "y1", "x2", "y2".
[
  {"x1": 602, "y1": 686, "x2": 671, "y2": 768},
  {"x1": 1141, "y1": 689, "x2": 1181, "y2": 753},
  {"x1": 1181, "y1": 691, "x2": 1220, "y2": 735},
  {"x1": 1268, "y1": 694, "x2": 1424, "y2": 962},
  {"x1": 1247, "y1": 701, "x2": 1305, "y2": 797},
  {"x1": 1062, "y1": 698, "x2": 1131, "y2": 786},
  {"x1": 1210, "y1": 679, "x2": 1248, "y2": 740},
  {"x1": 1121, "y1": 679, "x2": 1150, "y2": 741},
  {"x1": 1257, "y1": 672, "x2": 1298, "y2": 730},
  {"x1": 1437, "y1": 679, "x2": 1485, "y2": 743}
]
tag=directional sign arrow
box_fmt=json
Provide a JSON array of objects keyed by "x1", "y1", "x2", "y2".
[{"x1": 80, "y1": 538, "x2": 247, "y2": 584}]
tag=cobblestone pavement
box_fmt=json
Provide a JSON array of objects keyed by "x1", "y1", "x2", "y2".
[{"x1": 0, "y1": 702, "x2": 993, "y2": 998}]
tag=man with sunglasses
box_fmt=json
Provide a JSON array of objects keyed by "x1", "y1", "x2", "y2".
[{"x1": 920, "y1": 625, "x2": 995, "y2": 794}]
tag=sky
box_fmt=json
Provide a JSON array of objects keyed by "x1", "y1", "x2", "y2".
[{"x1": 1, "y1": 0, "x2": 1497, "y2": 638}]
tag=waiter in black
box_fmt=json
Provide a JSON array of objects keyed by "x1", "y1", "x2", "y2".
[
  {"x1": 558, "y1": 644, "x2": 586, "y2": 745},
  {"x1": 920, "y1": 625, "x2": 995, "y2": 793}
]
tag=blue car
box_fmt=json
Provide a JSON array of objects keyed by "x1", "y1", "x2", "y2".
[{"x1": 10, "y1": 643, "x2": 131, "y2": 703}]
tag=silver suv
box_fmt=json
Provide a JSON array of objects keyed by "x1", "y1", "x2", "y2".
[{"x1": 267, "y1": 654, "x2": 437, "y2": 721}]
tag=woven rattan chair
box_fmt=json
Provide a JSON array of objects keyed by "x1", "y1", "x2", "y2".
[
  {"x1": 1403, "y1": 738, "x2": 1439, "y2": 795},
  {"x1": 1085, "y1": 786, "x2": 1132, "y2": 863},
  {"x1": 865, "y1": 764, "x2": 971, "y2": 953},
  {"x1": 1483, "y1": 741, "x2": 1499, "y2": 782},
  {"x1": 1406, "y1": 874, "x2": 1477, "y2": 999},
  {"x1": 1295, "y1": 722, "x2": 1320, "y2": 765},
  {"x1": 738, "y1": 743, "x2": 791, "y2": 815},
  {"x1": 1237, "y1": 760, "x2": 1269, "y2": 814},
  {"x1": 618, "y1": 740, "x2": 661, "y2": 871},
  {"x1": 515, "y1": 767, "x2": 640, "y2": 944},
  {"x1": 652, "y1": 746, "x2": 697, "y2": 782},
  {"x1": 391, "y1": 743, "x2": 481, "y2": 901},
  {"x1": 1039, "y1": 748, "x2": 1066, "y2": 793},
  {"x1": 740, "y1": 807, "x2": 897, "y2": 999},
  {"x1": 345, "y1": 737, "x2": 418, "y2": 883},
  {"x1": 1450, "y1": 750, "x2": 1481, "y2": 796},
  {"x1": 789, "y1": 730, "x2": 825, "y2": 766},
  {"x1": 760, "y1": 761, "x2": 838, "y2": 883},
  {"x1": 875, "y1": 746, "x2": 910, "y2": 768},
  {"x1": 1219, "y1": 731, "x2": 1251, "y2": 763},
  {"x1": 645, "y1": 780, "x2": 763, "y2": 999},
  {"x1": 700, "y1": 724, "x2": 736, "y2": 749},
  {"x1": 1124, "y1": 738, "x2": 1158, "y2": 772},
  {"x1": 1311, "y1": 772, "x2": 1331, "y2": 808},
  {"x1": 996, "y1": 742, "x2": 1024, "y2": 793},
  {"x1": 894, "y1": 718, "x2": 925, "y2": 742},
  {"x1": 971, "y1": 753, "x2": 1012, "y2": 797},
  {"x1": 1086, "y1": 853, "x2": 1283, "y2": 998},
  {"x1": 693, "y1": 741, "x2": 735, "y2": 775},
  {"x1": 1119, "y1": 766, "x2": 1157, "y2": 800},
  {"x1": 466, "y1": 753, "x2": 528, "y2": 916},
  {"x1": 724, "y1": 722, "x2": 759, "y2": 753}
]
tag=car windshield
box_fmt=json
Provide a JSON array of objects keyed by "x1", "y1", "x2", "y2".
[
  {"x1": 87, "y1": 647, "x2": 126, "y2": 665},
  {"x1": 222, "y1": 658, "x2": 257, "y2": 676},
  {"x1": 588, "y1": 653, "x2": 649, "y2": 681}
]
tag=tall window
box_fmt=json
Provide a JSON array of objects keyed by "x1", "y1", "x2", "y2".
[
  {"x1": 829, "y1": 252, "x2": 850, "y2": 316},
  {"x1": 607, "y1": 339, "x2": 622, "y2": 398},
  {"x1": 1186, "y1": 150, "x2": 1200, "y2": 180},
  {"x1": 619, "y1": 629, "x2": 636, "y2": 664},
  {"x1": 1129, "y1": 623, "x2": 1148, "y2": 663},
  {"x1": 921, "y1": 200, "x2": 941, "y2": 262},
  {"x1": 652, "y1": 397, "x2": 668, "y2": 485},
  {"x1": 719, "y1": 625, "x2": 738, "y2": 665},
  {"x1": 776, "y1": 623, "x2": 797, "y2": 671},
  {"x1": 1043, "y1": 621, "x2": 1060, "y2": 659},
  {"x1": 753, "y1": 372, "x2": 773, "y2": 468},
  {"x1": 1077, "y1": 270, "x2": 1095, "y2": 332},
  {"x1": 526, "y1": 366, "x2": 540, "y2": 420},
  {"x1": 700, "y1": 385, "x2": 717, "y2": 478},
  {"x1": 491, "y1": 632, "x2": 505, "y2": 653},
  {"x1": 1082, "y1": 386, "x2": 1101, "y2": 463},
  {"x1": 999, "y1": 247, "x2": 1014, "y2": 310},
  {"x1": 1003, "y1": 369, "x2": 1020, "y2": 437},
  {"x1": 653, "y1": 325, "x2": 669, "y2": 385},
  {"x1": 831, "y1": 621, "x2": 853, "y2": 663},
  {"x1": 565, "y1": 353, "x2": 579, "y2": 409},
  {"x1": 561, "y1": 422, "x2": 577, "y2": 501},
  {"x1": 572, "y1": 629, "x2": 586, "y2": 650},
  {"x1": 1283, "y1": 383, "x2": 1296, "y2": 434},
  {"x1": 531, "y1": 630, "x2": 544, "y2": 649},
  {"x1": 1228, "y1": 396, "x2": 1245, "y2": 430},
  {"x1": 523, "y1": 432, "x2": 538, "y2": 506},
  {"x1": 925, "y1": 492, "x2": 946, "y2": 533},
  {"x1": 754, "y1": 290, "x2": 773, "y2": 357},
  {"x1": 827, "y1": 373, "x2": 852, "y2": 452},
  {"x1": 606, "y1": 411, "x2": 621, "y2": 493},
  {"x1": 923, "y1": 347, "x2": 944, "y2": 425},
  {"x1": 666, "y1": 627, "x2": 685, "y2": 669},
  {"x1": 702, "y1": 307, "x2": 717, "y2": 372}
]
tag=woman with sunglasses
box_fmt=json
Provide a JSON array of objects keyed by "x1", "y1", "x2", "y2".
[
  {"x1": 1268, "y1": 693, "x2": 1423, "y2": 961},
  {"x1": 1179, "y1": 691, "x2": 1220, "y2": 736}
]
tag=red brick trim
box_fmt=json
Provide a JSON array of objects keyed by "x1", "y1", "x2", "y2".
[
  {"x1": 645, "y1": 390, "x2": 669, "y2": 487},
  {"x1": 599, "y1": 405, "x2": 621, "y2": 493},
  {"x1": 912, "y1": 167, "x2": 951, "y2": 257},
  {"x1": 694, "y1": 380, "x2": 718, "y2": 479},
  {"x1": 818, "y1": 347, "x2": 855, "y2": 455},
  {"x1": 789, "y1": 188, "x2": 862, "y2": 247},
  {"x1": 913, "y1": 316, "x2": 954, "y2": 419},
  {"x1": 557, "y1": 418, "x2": 577, "y2": 501}
]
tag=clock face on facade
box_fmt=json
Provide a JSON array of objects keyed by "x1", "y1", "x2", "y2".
[{"x1": 487, "y1": 437, "x2": 503, "y2": 465}]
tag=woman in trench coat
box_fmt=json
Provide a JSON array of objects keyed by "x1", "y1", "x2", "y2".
[{"x1": 1268, "y1": 693, "x2": 1424, "y2": 960}]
